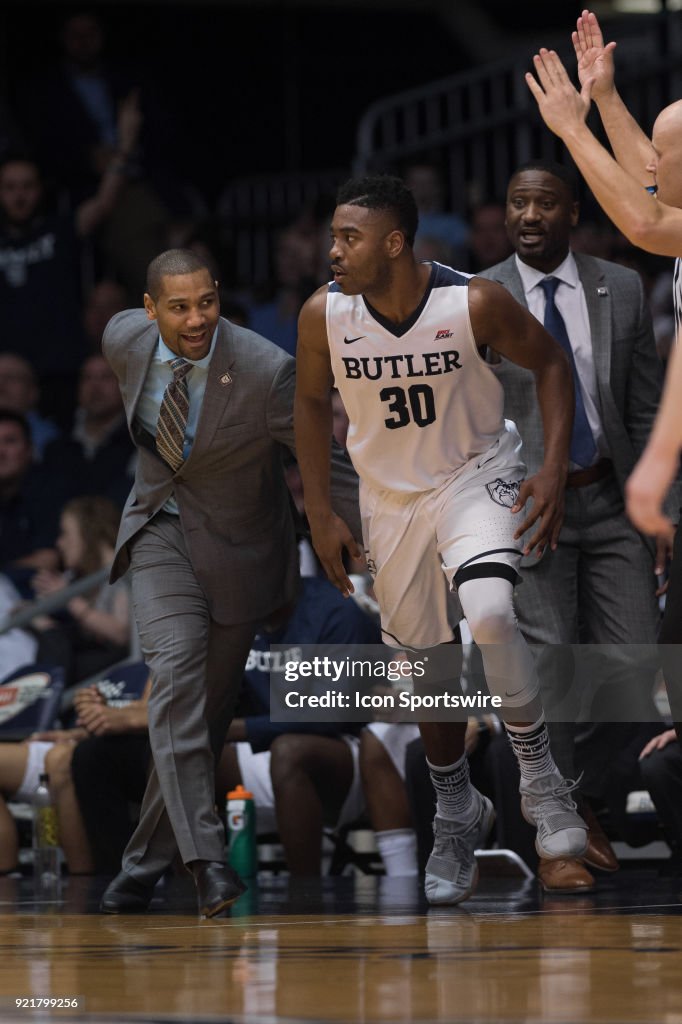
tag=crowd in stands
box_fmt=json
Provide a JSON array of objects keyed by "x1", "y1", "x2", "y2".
[{"x1": 0, "y1": 9, "x2": 680, "y2": 890}]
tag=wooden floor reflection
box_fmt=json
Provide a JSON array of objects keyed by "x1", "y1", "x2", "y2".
[{"x1": 0, "y1": 871, "x2": 681, "y2": 1023}]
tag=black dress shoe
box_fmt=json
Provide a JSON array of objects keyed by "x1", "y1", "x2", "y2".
[
  {"x1": 100, "y1": 870, "x2": 157, "y2": 914},
  {"x1": 191, "y1": 861, "x2": 247, "y2": 918}
]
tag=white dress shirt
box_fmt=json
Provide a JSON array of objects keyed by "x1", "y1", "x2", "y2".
[{"x1": 515, "y1": 252, "x2": 607, "y2": 467}]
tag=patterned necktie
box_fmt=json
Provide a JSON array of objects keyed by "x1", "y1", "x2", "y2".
[
  {"x1": 539, "y1": 277, "x2": 597, "y2": 468},
  {"x1": 155, "y1": 357, "x2": 192, "y2": 472}
]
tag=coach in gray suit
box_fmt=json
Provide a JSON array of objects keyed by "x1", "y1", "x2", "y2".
[
  {"x1": 99, "y1": 248, "x2": 358, "y2": 917},
  {"x1": 480, "y1": 161, "x2": 668, "y2": 892}
]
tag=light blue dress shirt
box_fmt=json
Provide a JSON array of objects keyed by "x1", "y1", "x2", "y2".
[{"x1": 135, "y1": 329, "x2": 218, "y2": 514}]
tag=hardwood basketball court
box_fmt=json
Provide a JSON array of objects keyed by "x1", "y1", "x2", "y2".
[{"x1": 0, "y1": 870, "x2": 681, "y2": 1023}]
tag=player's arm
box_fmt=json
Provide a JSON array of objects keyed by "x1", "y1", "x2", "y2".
[
  {"x1": 469, "y1": 277, "x2": 572, "y2": 555},
  {"x1": 626, "y1": 335, "x2": 682, "y2": 538},
  {"x1": 573, "y1": 9, "x2": 655, "y2": 183},
  {"x1": 526, "y1": 49, "x2": 682, "y2": 257},
  {"x1": 295, "y1": 287, "x2": 361, "y2": 596}
]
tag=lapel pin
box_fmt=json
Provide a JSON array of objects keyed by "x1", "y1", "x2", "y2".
[
  {"x1": 597, "y1": 287, "x2": 608, "y2": 296},
  {"x1": 219, "y1": 372, "x2": 232, "y2": 385}
]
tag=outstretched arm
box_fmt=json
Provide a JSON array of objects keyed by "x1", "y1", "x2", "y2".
[
  {"x1": 626, "y1": 337, "x2": 682, "y2": 538},
  {"x1": 573, "y1": 9, "x2": 655, "y2": 182},
  {"x1": 295, "y1": 287, "x2": 361, "y2": 595},
  {"x1": 526, "y1": 49, "x2": 682, "y2": 256},
  {"x1": 469, "y1": 277, "x2": 572, "y2": 555}
]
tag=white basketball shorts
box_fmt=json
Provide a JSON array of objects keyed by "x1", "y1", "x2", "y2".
[{"x1": 361, "y1": 423, "x2": 526, "y2": 649}]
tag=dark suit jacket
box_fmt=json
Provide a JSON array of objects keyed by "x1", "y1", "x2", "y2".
[
  {"x1": 478, "y1": 253, "x2": 670, "y2": 513},
  {"x1": 103, "y1": 310, "x2": 358, "y2": 625}
]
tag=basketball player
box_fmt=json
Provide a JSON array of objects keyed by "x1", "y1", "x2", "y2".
[
  {"x1": 294, "y1": 175, "x2": 588, "y2": 905},
  {"x1": 525, "y1": 9, "x2": 682, "y2": 726}
]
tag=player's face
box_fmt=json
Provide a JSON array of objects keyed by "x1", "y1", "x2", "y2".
[
  {"x1": 329, "y1": 205, "x2": 396, "y2": 295},
  {"x1": 649, "y1": 105, "x2": 682, "y2": 208},
  {"x1": 505, "y1": 171, "x2": 578, "y2": 272},
  {"x1": 144, "y1": 270, "x2": 220, "y2": 360}
]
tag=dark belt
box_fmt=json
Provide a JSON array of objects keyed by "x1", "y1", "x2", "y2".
[{"x1": 565, "y1": 457, "x2": 613, "y2": 489}]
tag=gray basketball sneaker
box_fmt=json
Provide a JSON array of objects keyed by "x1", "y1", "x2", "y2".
[
  {"x1": 424, "y1": 790, "x2": 495, "y2": 905},
  {"x1": 520, "y1": 773, "x2": 588, "y2": 859}
]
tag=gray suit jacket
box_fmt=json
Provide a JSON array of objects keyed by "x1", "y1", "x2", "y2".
[
  {"x1": 103, "y1": 310, "x2": 359, "y2": 624},
  {"x1": 478, "y1": 253, "x2": 671, "y2": 515}
]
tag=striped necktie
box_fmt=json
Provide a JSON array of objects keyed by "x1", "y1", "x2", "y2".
[
  {"x1": 155, "y1": 357, "x2": 192, "y2": 472},
  {"x1": 539, "y1": 277, "x2": 597, "y2": 468}
]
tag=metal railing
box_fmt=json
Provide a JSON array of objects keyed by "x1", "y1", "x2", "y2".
[
  {"x1": 353, "y1": 12, "x2": 682, "y2": 206},
  {"x1": 217, "y1": 167, "x2": 347, "y2": 288}
]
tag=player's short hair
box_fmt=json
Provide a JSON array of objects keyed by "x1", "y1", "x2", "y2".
[
  {"x1": 510, "y1": 160, "x2": 579, "y2": 200},
  {"x1": 146, "y1": 249, "x2": 214, "y2": 301},
  {"x1": 336, "y1": 175, "x2": 419, "y2": 247}
]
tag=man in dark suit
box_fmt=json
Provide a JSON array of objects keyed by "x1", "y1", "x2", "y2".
[
  {"x1": 99, "y1": 248, "x2": 358, "y2": 917},
  {"x1": 480, "y1": 161, "x2": 669, "y2": 892}
]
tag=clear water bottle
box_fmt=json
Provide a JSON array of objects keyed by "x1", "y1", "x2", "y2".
[
  {"x1": 226, "y1": 784, "x2": 257, "y2": 879},
  {"x1": 32, "y1": 773, "x2": 60, "y2": 885}
]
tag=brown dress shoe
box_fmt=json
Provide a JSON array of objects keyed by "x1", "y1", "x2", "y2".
[
  {"x1": 581, "y1": 806, "x2": 619, "y2": 873},
  {"x1": 537, "y1": 857, "x2": 596, "y2": 894}
]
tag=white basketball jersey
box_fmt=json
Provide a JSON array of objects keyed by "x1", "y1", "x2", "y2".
[
  {"x1": 674, "y1": 257, "x2": 682, "y2": 341},
  {"x1": 327, "y1": 262, "x2": 506, "y2": 493}
]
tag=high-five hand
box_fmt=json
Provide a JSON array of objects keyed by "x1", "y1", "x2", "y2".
[
  {"x1": 526, "y1": 49, "x2": 592, "y2": 141},
  {"x1": 572, "y1": 9, "x2": 617, "y2": 100}
]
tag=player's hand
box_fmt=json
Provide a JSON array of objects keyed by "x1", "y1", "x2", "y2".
[
  {"x1": 626, "y1": 447, "x2": 677, "y2": 540},
  {"x1": 573, "y1": 9, "x2": 617, "y2": 101},
  {"x1": 512, "y1": 467, "x2": 566, "y2": 556},
  {"x1": 525, "y1": 49, "x2": 593, "y2": 140},
  {"x1": 308, "y1": 511, "x2": 362, "y2": 597},
  {"x1": 639, "y1": 728, "x2": 677, "y2": 759}
]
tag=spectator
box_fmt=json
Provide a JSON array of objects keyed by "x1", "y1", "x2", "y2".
[
  {"x1": 0, "y1": 574, "x2": 38, "y2": 678},
  {"x1": 72, "y1": 576, "x2": 379, "y2": 877},
  {"x1": 404, "y1": 162, "x2": 468, "y2": 264},
  {"x1": 82, "y1": 280, "x2": 127, "y2": 351},
  {"x1": 31, "y1": 495, "x2": 131, "y2": 685},
  {"x1": 216, "y1": 575, "x2": 380, "y2": 875},
  {"x1": 42, "y1": 354, "x2": 135, "y2": 508},
  {"x1": 0, "y1": 353, "x2": 60, "y2": 460},
  {"x1": 0, "y1": 410, "x2": 62, "y2": 592},
  {"x1": 0, "y1": 94, "x2": 141, "y2": 425},
  {"x1": 248, "y1": 225, "x2": 318, "y2": 356},
  {"x1": 0, "y1": 735, "x2": 92, "y2": 875},
  {"x1": 68, "y1": 676, "x2": 152, "y2": 875},
  {"x1": 18, "y1": 12, "x2": 135, "y2": 203},
  {"x1": 467, "y1": 201, "x2": 513, "y2": 272}
]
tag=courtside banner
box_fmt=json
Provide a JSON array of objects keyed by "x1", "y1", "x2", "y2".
[{"x1": 269, "y1": 644, "x2": 674, "y2": 723}]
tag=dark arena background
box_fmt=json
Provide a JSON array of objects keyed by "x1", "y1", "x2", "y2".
[{"x1": 0, "y1": 1, "x2": 681, "y2": 1022}]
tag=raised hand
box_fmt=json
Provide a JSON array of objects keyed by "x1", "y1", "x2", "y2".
[
  {"x1": 526, "y1": 49, "x2": 592, "y2": 141},
  {"x1": 572, "y1": 9, "x2": 617, "y2": 100}
]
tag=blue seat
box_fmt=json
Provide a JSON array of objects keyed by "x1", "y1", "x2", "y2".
[{"x1": 0, "y1": 664, "x2": 66, "y2": 740}]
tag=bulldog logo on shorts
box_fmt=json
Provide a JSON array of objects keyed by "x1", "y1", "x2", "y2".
[{"x1": 486, "y1": 479, "x2": 521, "y2": 508}]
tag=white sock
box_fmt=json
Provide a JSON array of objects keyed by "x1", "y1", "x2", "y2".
[
  {"x1": 427, "y1": 752, "x2": 475, "y2": 821},
  {"x1": 505, "y1": 715, "x2": 557, "y2": 783},
  {"x1": 375, "y1": 829, "x2": 418, "y2": 877}
]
